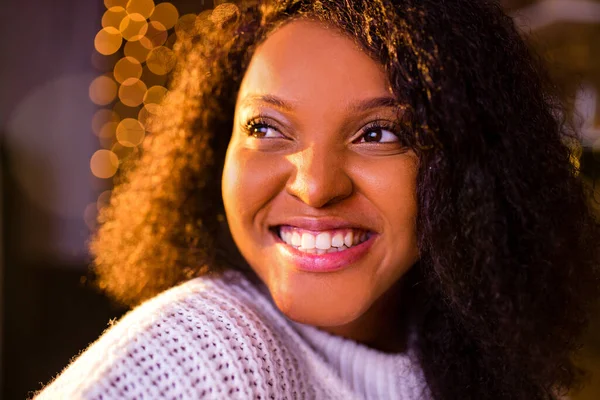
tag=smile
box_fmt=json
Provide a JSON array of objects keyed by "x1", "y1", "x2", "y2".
[
  {"x1": 272, "y1": 225, "x2": 376, "y2": 272},
  {"x1": 277, "y1": 226, "x2": 371, "y2": 254}
]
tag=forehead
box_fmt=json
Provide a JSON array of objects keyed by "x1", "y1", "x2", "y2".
[{"x1": 237, "y1": 19, "x2": 392, "y2": 110}]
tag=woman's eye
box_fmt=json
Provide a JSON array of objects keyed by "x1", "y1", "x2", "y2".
[
  {"x1": 356, "y1": 126, "x2": 399, "y2": 144},
  {"x1": 245, "y1": 121, "x2": 284, "y2": 139}
]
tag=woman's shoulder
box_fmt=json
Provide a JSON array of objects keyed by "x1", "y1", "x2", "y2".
[{"x1": 33, "y1": 270, "x2": 304, "y2": 400}]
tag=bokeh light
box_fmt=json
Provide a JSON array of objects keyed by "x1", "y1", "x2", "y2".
[
  {"x1": 111, "y1": 142, "x2": 136, "y2": 161},
  {"x1": 92, "y1": 109, "x2": 120, "y2": 136},
  {"x1": 91, "y1": 1, "x2": 185, "y2": 197},
  {"x1": 116, "y1": 118, "x2": 146, "y2": 147},
  {"x1": 118, "y1": 78, "x2": 148, "y2": 107},
  {"x1": 113, "y1": 56, "x2": 143, "y2": 83},
  {"x1": 143, "y1": 21, "x2": 168, "y2": 49},
  {"x1": 143, "y1": 85, "x2": 167, "y2": 105},
  {"x1": 89, "y1": 75, "x2": 117, "y2": 105},
  {"x1": 101, "y1": 6, "x2": 127, "y2": 29},
  {"x1": 165, "y1": 31, "x2": 177, "y2": 48},
  {"x1": 90, "y1": 149, "x2": 119, "y2": 179},
  {"x1": 113, "y1": 100, "x2": 140, "y2": 120},
  {"x1": 97, "y1": 190, "x2": 113, "y2": 211},
  {"x1": 126, "y1": 0, "x2": 155, "y2": 19},
  {"x1": 119, "y1": 13, "x2": 148, "y2": 41},
  {"x1": 138, "y1": 104, "x2": 159, "y2": 132},
  {"x1": 98, "y1": 134, "x2": 117, "y2": 150},
  {"x1": 175, "y1": 13, "x2": 197, "y2": 38},
  {"x1": 94, "y1": 27, "x2": 123, "y2": 55},
  {"x1": 150, "y1": 2, "x2": 179, "y2": 30},
  {"x1": 98, "y1": 121, "x2": 119, "y2": 142},
  {"x1": 146, "y1": 46, "x2": 176, "y2": 75},
  {"x1": 124, "y1": 37, "x2": 152, "y2": 62},
  {"x1": 140, "y1": 65, "x2": 168, "y2": 88},
  {"x1": 104, "y1": 0, "x2": 128, "y2": 8}
]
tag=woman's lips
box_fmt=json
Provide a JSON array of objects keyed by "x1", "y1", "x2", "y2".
[{"x1": 271, "y1": 226, "x2": 376, "y2": 272}]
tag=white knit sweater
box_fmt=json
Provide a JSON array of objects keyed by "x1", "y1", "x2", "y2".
[{"x1": 34, "y1": 270, "x2": 431, "y2": 400}]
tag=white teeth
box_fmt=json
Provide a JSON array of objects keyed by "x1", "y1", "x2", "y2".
[
  {"x1": 331, "y1": 233, "x2": 344, "y2": 248},
  {"x1": 315, "y1": 232, "x2": 331, "y2": 250},
  {"x1": 301, "y1": 232, "x2": 315, "y2": 249},
  {"x1": 344, "y1": 232, "x2": 353, "y2": 248},
  {"x1": 278, "y1": 227, "x2": 370, "y2": 253},
  {"x1": 291, "y1": 231, "x2": 301, "y2": 246}
]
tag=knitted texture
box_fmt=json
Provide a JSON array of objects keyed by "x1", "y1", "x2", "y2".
[{"x1": 34, "y1": 270, "x2": 431, "y2": 400}]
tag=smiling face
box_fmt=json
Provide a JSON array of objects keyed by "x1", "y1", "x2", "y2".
[{"x1": 222, "y1": 19, "x2": 419, "y2": 338}]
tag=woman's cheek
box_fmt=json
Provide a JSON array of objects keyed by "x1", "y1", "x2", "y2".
[{"x1": 222, "y1": 145, "x2": 288, "y2": 230}]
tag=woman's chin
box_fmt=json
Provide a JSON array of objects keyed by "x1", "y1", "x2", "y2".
[{"x1": 267, "y1": 280, "x2": 370, "y2": 328}]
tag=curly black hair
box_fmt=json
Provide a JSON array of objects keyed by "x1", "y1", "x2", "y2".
[{"x1": 91, "y1": 1, "x2": 600, "y2": 399}]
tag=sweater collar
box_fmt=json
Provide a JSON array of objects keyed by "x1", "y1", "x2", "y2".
[
  {"x1": 239, "y1": 269, "x2": 431, "y2": 399},
  {"x1": 290, "y1": 321, "x2": 428, "y2": 399}
]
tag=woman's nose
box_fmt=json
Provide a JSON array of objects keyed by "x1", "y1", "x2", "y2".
[{"x1": 285, "y1": 145, "x2": 353, "y2": 208}]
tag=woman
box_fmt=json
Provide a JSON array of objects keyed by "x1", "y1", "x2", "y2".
[{"x1": 35, "y1": 0, "x2": 600, "y2": 399}]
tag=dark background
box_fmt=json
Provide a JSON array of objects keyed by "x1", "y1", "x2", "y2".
[{"x1": 1, "y1": 1, "x2": 600, "y2": 399}]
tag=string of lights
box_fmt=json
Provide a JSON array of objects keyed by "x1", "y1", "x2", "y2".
[{"x1": 86, "y1": 0, "x2": 190, "y2": 229}]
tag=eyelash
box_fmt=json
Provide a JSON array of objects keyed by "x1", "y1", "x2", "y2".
[
  {"x1": 243, "y1": 116, "x2": 281, "y2": 139},
  {"x1": 243, "y1": 115, "x2": 401, "y2": 142}
]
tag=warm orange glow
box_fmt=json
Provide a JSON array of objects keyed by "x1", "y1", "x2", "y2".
[
  {"x1": 89, "y1": 75, "x2": 118, "y2": 105},
  {"x1": 150, "y1": 2, "x2": 179, "y2": 30},
  {"x1": 126, "y1": 0, "x2": 155, "y2": 19},
  {"x1": 138, "y1": 105, "x2": 155, "y2": 132},
  {"x1": 145, "y1": 102, "x2": 162, "y2": 115},
  {"x1": 92, "y1": 1, "x2": 183, "y2": 184},
  {"x1": 97, "y1": 190, "x2": 113, "y2": 211},
  {"x1": 143, "y1": 85, "x2": 167, "y2": 105},
  {"x1": 113, "y1": 56, "x2": 143, "y2": 83},
  {"x1": 124, "y1": 37, "x2": 152, "y2": 62},
  {"x1": 118, "y1": 78, "x2": 148, "y2": 107},
  {"x1": 146, "y1": 46, "x2": 176, "y2": 75},
  {"x1": 111, "y1": 142, "x2": 136, "y2": 160},
  {"x1": 119, "y1": 13, "x2": 148, "y2": 41},
  {"x1": 210, "y1": 3, "x2": 240, "y2": 27},
  {"x1": 143, "y1": 21, "x2": 168, "y2": 49},
  {"x1": 195, "y1": 10, "x2": 214, "y2": 32},
  {"x1": 99, "y1": 121, "x2": 119, "y2": 141},
  {"x1": 94, "y1": 27, "x2": 123, "y2": 56},
  {"x1": 175, "y1": 13, "x2": 197, "y2": 38},
  {"x1": 92, "y1": 109, "x2": 120, "y2": 136},
  {"x1": 98, "y1": 135, "x2": 116, "y2": 150},
  {"x1": 141, "y1": 65, "x2": 168, "y2": 88},
  {"x1": 137, "y1": 102, "x2": 164, "y2": 133},
  {"x1": 113, "y1": 101, "x2": 139, "y2": 120},
  {"x1": 165, "y1": 31, "x2": 177, "y2": 48},
  {"x1": 102, "y1": 6, "x2": 127, "y2": 29},
  {"x1": 90, "y1": 149, "x2": 119, "y2": 179},
  {"x1": 116, "y1": 118, "x2": 146, "y2": 147},
  {"x1": 104, "y1": 0, "x2": 128, "y2": 8}
]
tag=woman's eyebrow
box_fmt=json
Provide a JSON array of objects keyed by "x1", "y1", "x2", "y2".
[{"x1": 239, "y1": 94, "x2": 400, "y2": 113}]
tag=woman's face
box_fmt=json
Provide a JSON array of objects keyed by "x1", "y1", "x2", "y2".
[{"x1": 222, "y1": 20, "x2": 419, "y2": 330}]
